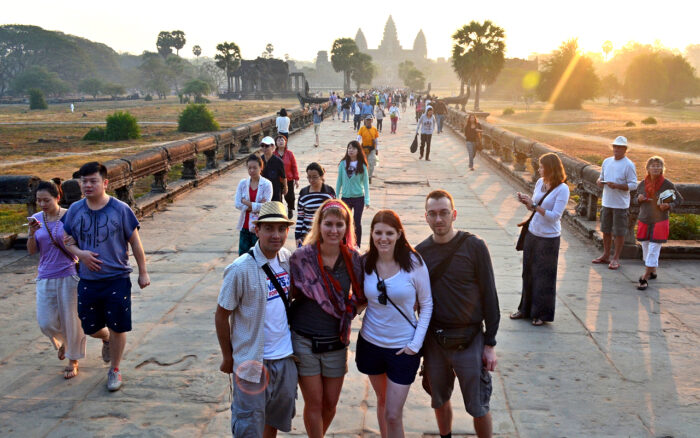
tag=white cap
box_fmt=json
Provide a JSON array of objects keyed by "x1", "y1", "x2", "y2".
[
  {"x1": 260, "y1": 136, "x2": 275, "y2": 146},
  {"x1": 612, "y1": 136, "x2": 628, "y2": 147}
]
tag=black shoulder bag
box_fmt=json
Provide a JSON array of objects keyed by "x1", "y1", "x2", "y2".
[{"x1": 515, "y1": 186, "x2": 556, "y2": 251}]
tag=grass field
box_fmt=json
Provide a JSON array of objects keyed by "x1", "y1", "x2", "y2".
[{"x1": 479, "y1": 100, "x2": 700, "y2": 182}]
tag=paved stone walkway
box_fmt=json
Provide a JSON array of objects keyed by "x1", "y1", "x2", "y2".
[{"x1": 0, "y1": 113, "x2": 698, "y2": 437}]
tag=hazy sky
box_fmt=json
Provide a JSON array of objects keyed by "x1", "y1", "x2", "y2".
[{"x1": 3, "y1": 0, "x2": 697, "y2": 61}]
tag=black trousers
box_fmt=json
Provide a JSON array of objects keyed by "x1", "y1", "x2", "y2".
[
  {"x1": 376, "y1": 119, "x2": 383, "y2": 132},
  {"x1": 284, "y1": 180, "x2": 295, "y2": 215},
  {"x1": 419, "y1": 133, "x2": 433, "y2": 159}
]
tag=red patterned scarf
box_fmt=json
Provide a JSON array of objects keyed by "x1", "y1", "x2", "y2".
[{"x1": 645, "y1": 175, "x2": 665, "y2": 199}]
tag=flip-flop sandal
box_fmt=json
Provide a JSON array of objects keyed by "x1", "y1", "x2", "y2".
[
  {"x1": 592, "y1": 257, "x2": 610, "y2": 264},
  {"x1": 649, "y1": 272, "x2": 657, "y2": 280},
  {"x1": 637, "y1": 277, "x2": 648, "y2": 290},
  {"x1": 510, "y1": 311, "x2": 526, "y2": 320},
  {"x1": 532, "y1": 318, "x2": 545, "y2": 326},
  {"x1": 64, "y1": 364, "x2": 79, "y2": 379},
  {"x1": 608, "y1": 261, "x2": 620, "y2": 270},
  {"x1": 57, "y1": 345, "x2": 65, "y2": 361}
]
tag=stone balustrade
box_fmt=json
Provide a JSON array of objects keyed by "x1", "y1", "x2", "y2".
[
  {"x1": 445, "y1": 107, "x2": 700, "y2": 258},
  {"x1": 0, "y1": 103, "x2": 331, "y2": 227}
]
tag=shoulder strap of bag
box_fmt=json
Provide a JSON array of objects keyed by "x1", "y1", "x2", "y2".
[
  {"x1": 43, "y1": 212, "x2": 76, "y2": 264},
  {"x1": 380, "y1": 278, "x2": 417, "y2": 329},
  {"x1": 248, "y1": 249, "x2": 291, "y2": 315},
  {"x1": 517, "y1": 184, "x2": 558, "y2": 227},
  {"x1": 428, "y1": 232, "x2": 472, "y2": 287}
]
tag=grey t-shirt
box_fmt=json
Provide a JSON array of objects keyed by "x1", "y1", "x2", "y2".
[{"x1": 63, "y1": 197, "x2": 139, "y2": 280}]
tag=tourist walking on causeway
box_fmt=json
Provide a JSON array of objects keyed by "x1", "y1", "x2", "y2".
[
  {"x1": 353, "y1": 96, "x2": 363, "y2": 130},
  {"x1": 510, "y1": 153, "x2": 570, "y2": 326},
  {"x1": 289, "y1": 199, "x2": 365, "y2": 438},
  {"x1": 63, "y1": 162, "x2": 150, "y2": 391},
  {"x1": 416, "y1": 190, "x2": 500, "y2": 438},
  {"x1": 215, "y1": 201, "x2": 297, "y2": 438},
  {"x1": 357, "y1": 115, "x2": 380, "y2": 183},
  {"x1": 592, "y1": 136, "x2": 637, "y2": 270},
  {"x1": 416, "y1": 106, "x2": 437, "y2": 161},
  {"x1": 415, "y1": 97, "x2": 424, "y2": 122},
  {"x1": 311, "y1": 104, "x2": 323, "y2": 147},
  {"x1": 464, "y1": 114, "x2": 482, "y2": 171},
  {"x1": 235, "y1": 154, "x2": 272, "y2": 255},
  {"x1": 375, "y1": 103, "x2": 385, "y2": 133},
  {"x1": 295, "y1": 162, "x2": 336, "y2": 247},
  {"x1": 27, "y1": 179, "x2": 89, "y2": 379},
  {"x1": 260, "y1": 136, "x2": 287, "y2": 203},
  {"x1": 342, "y1": 95, "x2": 352, "y2": 123},
  {"x1": 336, "y1": 141, "x2": 370, "y2": 247},
  {"x1": 276, "y1": 108, "x2": 290, "y2": 140},
  {"x1": 274, "y1": 134, "x2": 299, "y2": 219},
  {"x1": 433, "y1": 99, "x2": 448, "y2": 134},
  {"x1": 634, "y1": 156, "x2": 682, "y2": 290},
  {"x1": 389, "y1": 102, "x2": 401, "y2": 134},
  {"x1": 356, "y1": 210, "x2": 433, "y2": 438}
]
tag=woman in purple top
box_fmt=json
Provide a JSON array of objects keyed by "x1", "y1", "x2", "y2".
[{"x1": 27, "y1": 179, "x2": 86, "y2": 379}]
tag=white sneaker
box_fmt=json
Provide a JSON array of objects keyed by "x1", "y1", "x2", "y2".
[{"x1": 107, "y1": 369, "x2": 122, "y2": 391}]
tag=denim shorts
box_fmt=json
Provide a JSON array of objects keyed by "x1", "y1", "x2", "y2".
[
  {"x1": 600, "y1": 207, "x2": 629, "y2": 237},
  {"x1": 77, "y1": 276, "x2": 132, "y2": 334},
  {"x1": 355, "y1": 333, "x2": 421, "y2": 385}
]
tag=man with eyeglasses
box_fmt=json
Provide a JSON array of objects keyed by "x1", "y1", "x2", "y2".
[
  {"x1": 416, "y1": 189, "x2": 500, "y2": 438},
  {"x1": 260, "y1": 136, "x2": 287, "y2": 202}
]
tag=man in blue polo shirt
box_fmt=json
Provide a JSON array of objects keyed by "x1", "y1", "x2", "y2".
[{"x1": 64, "y1": 161, "x2": 150, "y2": 392}]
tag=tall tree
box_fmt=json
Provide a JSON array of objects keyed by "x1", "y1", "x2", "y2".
[
  {"x1": 265, "y1": 43, "x2": 274, "y2": 59},
  {"x1": 602, "y1": 41, "x2": 613, "y2": 61},
  {"x1": 11, "y1": 66, "x2": 71, "y2": 96},
  {"x1": 536, "y1": 39, "x2": 599, "y2": 109},
  {"x1": 139, "y1": 52, "x2": 172, "y2": 99},
  {"x1": 350, "y1": 53, "x2": 376, "y2": 89},
  {"x1": 624, "y1": 52, "x2": 667, "y2": 105},
  {"x1": 156, "y1": 31, "x2": 174, "y2": 58},
  {"x1": 451, "y1": 20, "x2": 506, "y2": 110},
  {"x1": 331, "y1": 38, "x2": 359, "y2": 92},
  {"x1": 192, "y1": 45, "x2": 202, "y2": 59},
  {"x1": 398, "y1": 61, "x2": 425, "y2": 90},
  {"x1": 171, "y1": 30, "x2": 186, "y2": 56},
  {"x1": 79, "y1": 78, "x2": 104, "y2": 98},
  {"x1": 215, "y1": 42, "x2": 241, "y2": 94},
  {"x1": 661, "y1": 54, "x2": 700, "y2": 102},
  {"x1": 600, "y1": 74, "x2": 621, "y2": 104}
]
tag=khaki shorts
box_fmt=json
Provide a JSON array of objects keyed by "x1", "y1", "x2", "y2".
[
  {"x1": 291, "y1": 331, "x2": 348, "y2": 378},
  {"x1": 313, "y1": 124, "x2": 321, "y2": 135},
  {"x1": 600, "y1": 206, "x2": 629, "y2": 237},
  {"x1": 422, "y1": 331, "x2": 492, "y2": 418}
]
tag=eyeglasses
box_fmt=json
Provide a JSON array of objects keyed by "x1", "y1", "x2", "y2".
[
  {"x1": 261, "y1": 144, "x2": 274, "y2": 148},
  {"x1": 377, "y1": 279, "x2": 387, "y2": 305},
  {"x1": 426, "y1": 210, "x2": 453, "y2": 219}
]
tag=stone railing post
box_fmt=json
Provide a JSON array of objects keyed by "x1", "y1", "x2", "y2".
[
  {"x1": 239, "y1": 137, "x2": 250, "y2": 154},
  {"x1": 514, "y1": 152, "x2": 527, "y2": 171},
  {"x1": 182, "y1": 158, "x2": 198, "y2": 179},
  {"x1": 151, "y1": 171, "x2": 168, "y2": 193},
  {"x1": 224, "y1": 141, "x2": 235, "y2": 161},
  {"x1": 501, "y1": 144, "x2": 513, "y2": 163},
  {"x1": 115, "y1": 184, "x2": 135, "y2": 206},
  {"x1": 205, "y1": 149, "x2": 218, "y2": 169}
]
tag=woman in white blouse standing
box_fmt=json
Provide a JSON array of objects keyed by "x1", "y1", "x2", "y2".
[
  {"x1": 234, "y1": 154, "x2": 273, "y2": 255},
  {"x1": 356, "y1": 209, "x2": 432, "y2": 437},
  {"x1": 276, "y1": 108, "x2": 291, "y2": 140},
  {"x1": 511, "y1": 153, "x2": 570, "y2": 326}
]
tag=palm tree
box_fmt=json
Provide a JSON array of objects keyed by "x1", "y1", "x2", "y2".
[
  {"x1": 331, "y1": 38, "x2": 360, "y2": 93},
  {"x1": 451, "y1": 20, "x2": 506, "y2": 111},
  {"x1": 192, "y1": 45, "x2": 202, "y2": 59},
  {"x1": 602, "y1": 40, "x2": 613, "y2": 61},
  {"x1": 215, "y1": 42, "x2": 242, "y2": 94}
]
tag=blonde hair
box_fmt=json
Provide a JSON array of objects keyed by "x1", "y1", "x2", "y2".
[
  {"x1": 302, "y1": 199, "x2": 356, "y2": 247},
  {"x1": 645, "y1": 156, "x2": 665, "y2": 175}
]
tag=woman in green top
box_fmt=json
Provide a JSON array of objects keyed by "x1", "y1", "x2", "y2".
[{"x1": 336, "y1": 140, "x2": 370, "y2": 247}]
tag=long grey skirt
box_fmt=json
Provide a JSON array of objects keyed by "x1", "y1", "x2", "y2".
[{"x1": 518, "y1": 231, "x2": 561, "y2": 322}]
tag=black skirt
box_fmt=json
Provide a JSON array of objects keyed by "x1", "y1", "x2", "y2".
[{"x1": 518, "y1": 231, "x2": 561, "y2": 321}]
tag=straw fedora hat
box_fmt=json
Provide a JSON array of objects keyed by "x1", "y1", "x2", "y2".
[{"x1": 253, "y1": 201, "x2": 295, "y2": 225}]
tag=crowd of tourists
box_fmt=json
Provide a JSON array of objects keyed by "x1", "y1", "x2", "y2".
[{"x1": 25, "y1": 101, "x2": 683, "y2": 438}]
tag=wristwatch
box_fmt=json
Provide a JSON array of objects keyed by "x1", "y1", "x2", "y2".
[{"x1": 531, "y1": 202, "x2": 537, "y2": 210}]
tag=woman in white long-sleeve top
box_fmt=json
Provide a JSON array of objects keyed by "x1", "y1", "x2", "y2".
[
  {"x1": 511, "y1": 153, "x2": 570, "y2": 326},
  {"x1": 234, "y1": 154, "x2": 273, "y2": 255},
  {"x1": 356, "y1": 209, "x2": 433, "y2": 438}
]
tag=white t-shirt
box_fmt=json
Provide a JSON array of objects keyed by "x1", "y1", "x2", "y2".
[
  {"x1": 600, "y1": 156, "x2": 638, "y2": 208},
  {"x1": 276, "y1": 116, "x2": 290, "y2": 133},
  {"x1": 360, "y1": 255, "x2": 433, "y2": 353},
  {"x1": 263, "y1": 256, "x2": 293, "y2": 359}
]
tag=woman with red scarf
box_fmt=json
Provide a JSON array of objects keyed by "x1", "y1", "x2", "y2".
[
  {"x1": 289, "y1": 199, "x2": 366, "y2": 438},
  {"x1": 635, "y1": 156, "x2": 682, "y2": 290}
]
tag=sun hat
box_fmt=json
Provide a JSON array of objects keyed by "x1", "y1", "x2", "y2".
[
  {"x1": 611, "y1": 136, "x2": 628, "y2": 147},
  {"x1": 260, "y1": 136, "x2": 275, "y2": 146},
  {"x1": 364, "y1": 114, "x2": 374, "y2": 120},
  {"x1": 253, "y1": 201, "x2": 295, "y2": 225}
]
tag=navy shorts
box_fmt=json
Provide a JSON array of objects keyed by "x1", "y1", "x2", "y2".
[
  {"x1": 77, "y1": 277, "x2": 132, "y2": 334},
  {"x1": 355, "y1": 333, "x2": 421, "y2": 385}
]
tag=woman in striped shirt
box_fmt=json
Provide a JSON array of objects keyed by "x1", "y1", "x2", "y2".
[{"x1": 295, "y1": 162, "x2": 336, "y2": 247}]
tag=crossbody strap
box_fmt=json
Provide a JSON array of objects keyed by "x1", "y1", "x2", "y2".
[
  {"x1": 428, "y1": 232, "x2": 471, "y2": 288},
  {"x1": 518, "y1": 185, "x2": 558, "y2": 227},
  {"x1": 42, "y1": 212, "x2": 76, "y2": 264},
  {"x1": 379, "y1": 276, "x2": 416, "y2": 329},
  {"x1": 248, "y1": 249, "x2": 291, "y2": 316}
]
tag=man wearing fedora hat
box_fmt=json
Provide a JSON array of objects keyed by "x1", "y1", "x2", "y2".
[
  {"x1": 215, "y1": 201, "x2": 297, "y2": 437},
  {"x1": 593, "y1": 136, "x2": 637, "y2": 270}
]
